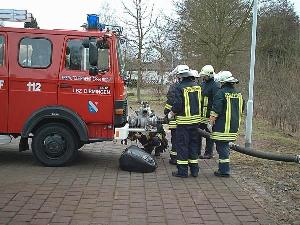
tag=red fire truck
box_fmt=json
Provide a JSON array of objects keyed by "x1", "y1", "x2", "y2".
[{"x1": 0, "y1": 11, "x2": 128, "y2": 166}]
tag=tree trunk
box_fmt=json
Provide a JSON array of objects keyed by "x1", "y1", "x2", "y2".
[{"x1": 137, "y1": 50, "x2": 142, "y2": 102}]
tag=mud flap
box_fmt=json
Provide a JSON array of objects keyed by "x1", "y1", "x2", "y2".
[{"x1": 119, "y1": 145, "x2": 157, "y2": 173}]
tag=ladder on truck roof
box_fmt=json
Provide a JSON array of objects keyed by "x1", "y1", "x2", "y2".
[{"x1": 0, "y1": 9, "x2": 33, "y2": 22}]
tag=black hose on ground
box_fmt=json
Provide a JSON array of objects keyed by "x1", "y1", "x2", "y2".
[{"x1": 198, "y1": 128, "x2": 300, "y2": 164}]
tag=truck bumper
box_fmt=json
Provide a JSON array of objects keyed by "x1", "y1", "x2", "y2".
[{"x1": 114, "y1": 124, "x2": 152, "y2": 140}]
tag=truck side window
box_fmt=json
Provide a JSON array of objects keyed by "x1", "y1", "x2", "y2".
[
  {"x1": 0, "y1": 36, "x2": 4, "y2": 66},
  {"x1": 65, "y1": 39, "x2": 89, "y2": 71},
  {"x1": 18, "y1": 37, "x2": 52, "y2": 68}
]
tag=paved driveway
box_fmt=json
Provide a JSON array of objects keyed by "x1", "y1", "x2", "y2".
[{"x1": 0, "y1": 138, "x2": 273, "y2": 225}]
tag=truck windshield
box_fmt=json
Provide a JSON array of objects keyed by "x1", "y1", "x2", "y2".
[{"x1": 117, "y1": 39, "x2": 126, "y2": 79}]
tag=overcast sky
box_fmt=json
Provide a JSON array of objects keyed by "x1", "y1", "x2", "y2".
[
  {"x1": 1, "y1": 0, "x2": 300, "y2": 30},
  {"x1": 1, "y1": 0, "x2": 174, "y2": 29}
]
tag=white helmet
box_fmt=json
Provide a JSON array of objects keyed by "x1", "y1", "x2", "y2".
[
  {"x1": 199, "y1": 65, "x2": 215, "y2": 78},
  {"x1": 172, "y1": 65, "x2": 192, "y2": 78},
  {"x1": 214, "y1": 73, "x2": 222, "y2": 82},
  {"x1": 190, "y1": 69, "x2": 200, "y2": 78},
  {"x1": 216, "y1": 71, "x2": 239, "y2": 83}
]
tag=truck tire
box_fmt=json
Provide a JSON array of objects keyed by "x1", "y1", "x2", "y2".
[
  {"x1": 32, "y1": 123, "x2": 78, "y2": 166},
  {"x1": 78, "y1": 142, "x2": 84, "y2": 149}
]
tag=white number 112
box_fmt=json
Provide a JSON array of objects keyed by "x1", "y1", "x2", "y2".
[{"x1": 27, "y1": 82, "x2": 41, "y2": 92}]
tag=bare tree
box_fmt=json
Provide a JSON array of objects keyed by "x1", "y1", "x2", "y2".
[
  {"x1": 122, "y1": 0, "x2": 156, "y2": 102},
  {"x1": 175, "y1": 0, "x2": 253, "y2": 71},
  {"x1": 98, "y1": 1, "x2": 118, "y2": 25},
  {"x1": 144, "y1": 15, "x2": 176, "y2": 97}
]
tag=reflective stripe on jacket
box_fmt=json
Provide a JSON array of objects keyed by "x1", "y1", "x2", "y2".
[
  {"x1": 172, "y1": 78, "x2": 204, "y2": 125},
  {"x1": 201, "y1": 79, "x2": 220, "y2": 123},
  {"x1": 211, "y1": 84, "x2": 243, "y2": 141}
]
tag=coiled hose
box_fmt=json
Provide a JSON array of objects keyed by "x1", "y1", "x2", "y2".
[{"x1": 198, "y1": 129, "x2": 300, "y2": 164}]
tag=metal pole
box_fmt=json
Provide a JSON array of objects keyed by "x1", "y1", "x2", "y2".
[{"x1": 245, "y1": 0, "x2": 258, "y2": 149}]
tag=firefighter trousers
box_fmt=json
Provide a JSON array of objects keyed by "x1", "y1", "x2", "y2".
[
  {"x1": 198, "y1": 123, "x2": 214, "y2": 156},
  {"x1": 170, "y1": 129, "x2": 177, "y2": 160},
  {"x1": 176, "y1": 124, "x2": 199, "y2": 176},
  {"x1": 215, "y1": 141, "x2": 230, "y2": 174}
]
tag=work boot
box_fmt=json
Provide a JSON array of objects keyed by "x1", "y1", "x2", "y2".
[
  {"x1": 190, "y1": 166, "x2": 199, "y2": 177},
  {"x1": 172, "y1": 171, "x2": 188, "y2": 178},
  {"x1": 169, "y1": 158, "x2": 176, "y2": 165},
  {"x1": 190, "y1": 172, "x2": 198, "y2": 177},
  {"x1": 214, "y1": 170, "x2": 230, "y2": 178}
]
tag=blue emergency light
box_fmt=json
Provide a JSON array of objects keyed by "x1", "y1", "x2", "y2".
[
  {"x1": 87, "y1": 14, "x2": 99, "y2": 29},
  {"x1": 87, "y1": 14, "x2": 105, "y2": 31}
]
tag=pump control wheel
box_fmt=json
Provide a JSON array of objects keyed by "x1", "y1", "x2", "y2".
[{"x1": 32, "y1": 123, "x2": 78, "y2": 166}]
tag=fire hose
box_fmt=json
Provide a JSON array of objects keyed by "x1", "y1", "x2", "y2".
[{"x1": 198, "y1": 129, "x2": 300, "y2": 164}]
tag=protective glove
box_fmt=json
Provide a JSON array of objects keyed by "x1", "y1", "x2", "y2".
[
  {"x1": 207, "y1": 123, "x2": 213, "y2": 133},
  {"x1": 168, "y1": 111, "x2": 175, "y2": 120}
]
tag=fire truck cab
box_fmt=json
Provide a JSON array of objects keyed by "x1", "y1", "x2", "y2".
[{"x1": 0, "y1": 13, "x2": 127, "y2": 166}]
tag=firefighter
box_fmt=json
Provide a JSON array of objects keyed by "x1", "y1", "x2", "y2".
[
  {"x1": 164, "y1": 69, "x2": 180, "y2": 165},
  {"x1": 198, "y1": 65, "x2": 220, "y2": 159},
  {"x1": 208, "y1": 71, "x2": 244, "y2": 177},
  {"x1": 133, "y1": 125, "x2": 168, "y2": 156},
  {"x1": 168, "y1": 65, "x2": 203, "y2": 178}
]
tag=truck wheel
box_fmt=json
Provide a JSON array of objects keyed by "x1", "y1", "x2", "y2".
[
  {"x1": 78, "y1": 142, "x2": 84, "y2": 149},
  {"x1": 32, "y1": 123, "x2": 78, "y2": 166}
]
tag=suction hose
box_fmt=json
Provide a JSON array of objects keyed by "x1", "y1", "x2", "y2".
[{"x1": 198, "y1": 129, "x2": 300, "y2": 164}]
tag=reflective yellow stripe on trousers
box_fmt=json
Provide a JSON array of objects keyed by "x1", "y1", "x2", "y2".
[
  {"x1": 188, "y1": 159, "x2": 198, "y2": 164},
  {"x1": 219, "y1": 159, "x2": 230, "y2": 163},
  {"x1": 177, "y1": 160, "x2": 188, "y2": 165}
]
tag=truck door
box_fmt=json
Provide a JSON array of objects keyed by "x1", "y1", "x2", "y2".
[
  {"x1": 7, "y1": 33, "x2": 62, "y2": 133},
  {"x1": 0, "y1": 33, "x2": 8, "y2": 133},
  {"x1": 58, "y1": 37, "x2": 114, "y2": 137}
]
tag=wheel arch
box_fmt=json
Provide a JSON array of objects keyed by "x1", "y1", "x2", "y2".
[{"x1": 21, "y1": 106, "x2": 89, "y2": 142}]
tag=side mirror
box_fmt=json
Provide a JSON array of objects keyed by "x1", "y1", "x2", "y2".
[
  {"x1": 98, "y1": 49, "x2": 109, "y2": 73},
  {"x1": 89, "y1": 42, "x2": 98, "y2": 67},
  {"x1": 97, "y1": 37, "x2": 109, "y2": 49},
  {"x1": 89, "y1": 66, "x2": 98, "y2": 76},
  {"x1": 82, "y1": 39, "x2": 90, "y2": 48}
]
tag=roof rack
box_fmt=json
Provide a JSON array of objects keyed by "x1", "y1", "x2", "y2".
[{"x1": 0, "y1": 9, "x2": 33, "y2": 22}]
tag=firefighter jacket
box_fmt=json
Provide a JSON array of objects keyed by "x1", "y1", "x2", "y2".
[
  {"x1": 164, "y1": 83, "x2": 178, "y2": 129},
  {"x1": 201, "y1": 78, "x2": 220, "y2": 124},
  {"x1": 171, "y1": 78, "x2": 203, "y2": 125},
  {"x1": 210, "y1": 84, "x2": 243, "y2": 141},
  {"x1": 164, "y1": 83, "x2": 177, "y2": 114}
]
